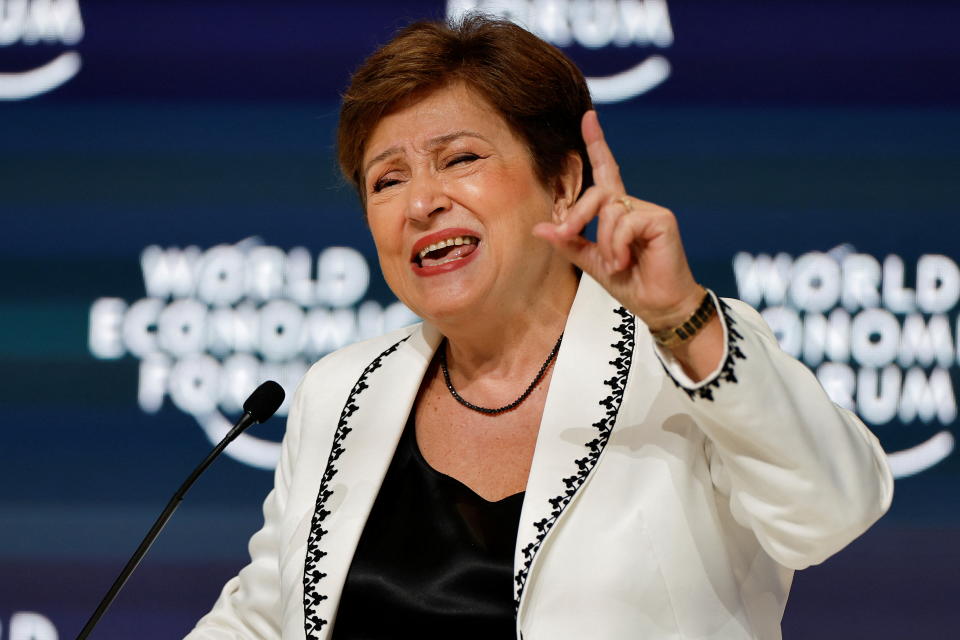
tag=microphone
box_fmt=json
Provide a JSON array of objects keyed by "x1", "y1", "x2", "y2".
[{"x1": 76, "y1": 381, "x2": 286, "y2": 640}]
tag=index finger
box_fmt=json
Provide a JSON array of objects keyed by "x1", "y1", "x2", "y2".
[{"x1": 582, "y1": 110, "x2": 625, "y2": 193}]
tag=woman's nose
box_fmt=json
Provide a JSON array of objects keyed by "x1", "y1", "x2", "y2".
[{"x1": 406, "y1": 172, "x2": 451, "y2": 223}]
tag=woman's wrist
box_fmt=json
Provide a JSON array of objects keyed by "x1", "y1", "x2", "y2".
[
  {"x1": 646, "y1": 287, "x2": 725, "y2": 383},
  {"x1": 649, "y1": 287, "x2": 715, "y2": 348},
  {"x1": 666, "y1": 315, "x2": 724, "y2": 381},
  {"x1": 643, "y1": 285, "x2": 708, "y2": 334}
]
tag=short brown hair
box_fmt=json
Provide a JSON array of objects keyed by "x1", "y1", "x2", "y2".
[{"x1": 337, "y1": 14, "x2": 594, "y2": 202}]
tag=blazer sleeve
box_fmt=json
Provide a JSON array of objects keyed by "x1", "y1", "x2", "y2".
[
  {"x1": 183, "y1": 381, "x2": 306, "y2": 639},
  {"x1": 654, "y1": 293, "x2": 894, "y2": 570}
]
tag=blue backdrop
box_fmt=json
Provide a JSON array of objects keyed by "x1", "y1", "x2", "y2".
[{"x1": 1, "y1": 1, "x2": 958, "y2": 637}]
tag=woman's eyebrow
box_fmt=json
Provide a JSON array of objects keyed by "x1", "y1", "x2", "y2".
[
  {"x1": 364, "y1": 146, "x2": 402, "y2": 177},
  {"x1": 427, "y1": 129, "x2": 489, "y2": 148},
  {"x1": 363, "y1": 130, "x2": 490, "y2": 177}
]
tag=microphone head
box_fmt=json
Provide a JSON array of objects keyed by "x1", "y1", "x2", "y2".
[{"x1": 243, "y1": 381, "x2": 286, "y2": 424}]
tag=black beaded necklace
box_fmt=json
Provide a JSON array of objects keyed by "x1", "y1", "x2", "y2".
[{"x1": 439, "y1": 333, "x2": 564, "y2": 415}]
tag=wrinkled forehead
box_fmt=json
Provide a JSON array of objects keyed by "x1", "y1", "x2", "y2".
[{"x1": 362, "y1": 83, "x2": 507, "y2": 159}]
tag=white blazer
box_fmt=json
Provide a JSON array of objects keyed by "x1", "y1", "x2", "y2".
[{"x1": 187, "y1": 275, "x2": 893, "y2": 640}]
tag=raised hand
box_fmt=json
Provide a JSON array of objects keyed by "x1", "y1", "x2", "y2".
[{"x1": 533, "y1": 110, "x2": 705, "y2": 333}]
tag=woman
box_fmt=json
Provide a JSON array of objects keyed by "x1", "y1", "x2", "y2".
[{"x1": 188, "y1": 16, "x2": 892, "y2": 640}]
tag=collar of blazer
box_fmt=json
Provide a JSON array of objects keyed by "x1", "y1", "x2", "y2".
[{"x1": 302, "y1": 275, "x2": 637, "y2": 638}]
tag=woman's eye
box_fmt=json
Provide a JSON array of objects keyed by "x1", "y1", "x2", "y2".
[
  {"x1": 372, "y1": 177, "x2": 400, "y2": 193},
  {"x1": 446, "y1": 153, "x2": 479, "y2": 167}
]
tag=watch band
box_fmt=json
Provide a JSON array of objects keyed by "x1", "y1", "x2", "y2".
[{"x1": 651, "y1": 288, "x2": 716, "y2": 348}]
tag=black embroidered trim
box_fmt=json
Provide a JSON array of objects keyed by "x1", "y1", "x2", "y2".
[
  {"x1": 662, "y1": 295, "x2": 746, "y2": 402},
  {"x1": 303, "y1": 336, "x2": 409, "y2": 638},
  {"x1": 512, "y1": 306, "x2": 635, "y2": 612}
]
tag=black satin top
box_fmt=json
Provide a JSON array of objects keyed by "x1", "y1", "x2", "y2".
[{"x1": 331, "y1": 417, "x2": 524, "y2": 639}]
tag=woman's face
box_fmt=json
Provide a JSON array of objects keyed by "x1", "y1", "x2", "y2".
[{"x1": 362, "y1": 82, "x2": 573, "y2": 325}]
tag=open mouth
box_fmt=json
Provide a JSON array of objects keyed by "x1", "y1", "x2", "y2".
[{"x1": 414, "y1": 235, "x2": 480, "y2": 268}]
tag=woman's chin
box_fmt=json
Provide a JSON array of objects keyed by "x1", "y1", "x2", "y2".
[
  {"x1": 401, "y1": 279, "x2": 491, "y2": 327},
  {"x1": 398, "y1": 258, "x2": 490, "y2": 322},
  {"x1": 411, "y1": 294, "x2": 482, "y2": 326}
]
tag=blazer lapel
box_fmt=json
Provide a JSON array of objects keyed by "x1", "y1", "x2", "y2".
[
  {"x1": 513, "y1": 275, "x2": 637, "y2": 619},
  {"x1": 302, "y1": 323, "x2": 442, "y2": 639}
]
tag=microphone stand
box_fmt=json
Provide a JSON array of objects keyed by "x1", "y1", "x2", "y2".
[{"x1": 76, "y1": 412, "x2": 259, "y2": 639}]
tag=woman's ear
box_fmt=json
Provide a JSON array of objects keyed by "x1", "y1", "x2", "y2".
[{"x1": 552, "y1": 152, "x2": 583, "y2": 224}]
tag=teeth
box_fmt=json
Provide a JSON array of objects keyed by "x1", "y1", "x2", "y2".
[{"x1": 418, "y1": 236, "x2": 476, "y2": 260}]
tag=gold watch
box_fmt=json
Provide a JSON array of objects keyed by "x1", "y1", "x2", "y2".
[{"x1": 651, "y1": 288, "x2": 716, "y2": 348}]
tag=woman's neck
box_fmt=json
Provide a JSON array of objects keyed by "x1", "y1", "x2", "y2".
[{"x1": 435, "y1": 270, "x2": 579, "y2": 384}]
